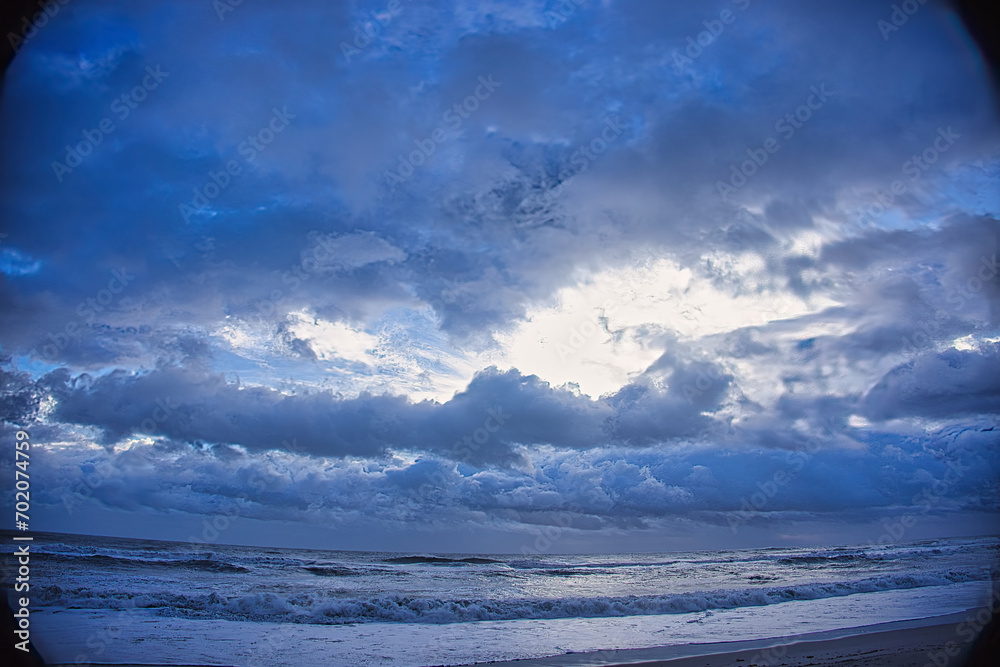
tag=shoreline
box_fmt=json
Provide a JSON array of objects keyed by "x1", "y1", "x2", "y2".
[
  {"x1": 31, "y1": 583, "x2": 995, "y2": 666},
  {"x1": 34, "y1": 611, "x2": 987, "y2": 667},
  {"x1": 462, "y1": 611, "x2": 981, "y2": 666}
]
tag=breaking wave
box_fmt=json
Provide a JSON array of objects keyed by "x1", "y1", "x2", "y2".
[{"x1": 34, "y1": 569, "x2": 985, "y2": 625}]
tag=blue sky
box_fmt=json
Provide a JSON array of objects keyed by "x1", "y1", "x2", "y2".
[{"x1": 1, "y1": 0, "x2": 998, "y2": 553}]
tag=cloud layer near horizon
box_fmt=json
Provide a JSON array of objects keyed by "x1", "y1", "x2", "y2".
[{"x1": 1, "y1": 0, "x2": 998, "y2": 550}]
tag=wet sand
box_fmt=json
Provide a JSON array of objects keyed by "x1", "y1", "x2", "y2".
[{"x1": 465, "y1": 612, "x2": 983, "y2": 666}]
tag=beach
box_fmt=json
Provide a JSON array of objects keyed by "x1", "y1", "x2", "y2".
[
  {"x1": 30, "y1": 611, "x2": 993, "y2": 666},
  {"x1": 23, "y1": 532, "x2": 999, "y2": 666},
  {"x1": 464, "y1": 614, "x2": 983, "y2": 666}
]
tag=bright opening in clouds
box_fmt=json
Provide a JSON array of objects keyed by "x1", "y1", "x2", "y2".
[{"x1": 0, "y1": 0, "x2": 998, "y2": 560}]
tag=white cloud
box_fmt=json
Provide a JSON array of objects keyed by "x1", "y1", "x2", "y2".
[
  {"x1": 286, "y1": 310, "x2": 378, "y2": 365},
  {"x1": 490, "y1": 256, "x2": 833, "y2": 397}
]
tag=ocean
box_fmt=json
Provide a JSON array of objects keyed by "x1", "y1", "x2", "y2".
[{"x1": 19, "y1": 532, "x2": 1000, "y2": 666}]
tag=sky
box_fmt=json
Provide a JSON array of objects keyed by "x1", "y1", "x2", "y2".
[{"x1": 0, "y1": 0, "x2": 998, "y2": 554}]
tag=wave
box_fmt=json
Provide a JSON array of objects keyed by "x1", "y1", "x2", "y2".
[
  {"x1": 777, "y1": 554, "x2": 866, "y2": 565},
  {"x1": 39, "y1": 552, "x2": 250, "y2": 573},
  {"x1": 507, "y1": 559, "x2": 677, "y2": 570},
  {"x1": 34, "y1": 569, "x2": 985, "y2": 625},
  {"x1": 537, "y1": 568, "x2": 596, "y2": 576},
  {"x1": 302, "y1": 566, "x2": 361, "y2": 577},
  {"x1": 299, "y1": 564, "x2": 408, "y2": 577},
  {"x1": 176, "y1": 558, "x2": 250, "y2": 573},
  {"x1": 383, "y1": 556, "x2": 502, "y2": 565},
  {"x1": 36, "y1": 537, "x2": 996, "y2": 576}
]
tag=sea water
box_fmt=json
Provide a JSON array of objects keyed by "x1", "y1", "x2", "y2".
[{"x1": 21, "y1": 532, "x2": 999, "y2": 665}]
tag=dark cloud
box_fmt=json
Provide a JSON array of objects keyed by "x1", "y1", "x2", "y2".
[
  {"x1": 863, "y1": 344, "x2": 1000, "y2": 421},
  {"x1": 28, "y1": 361, "x2": 734, "y2": 466},
  {"x1": 1, "y1": 0, "x2": 996, "y2": 356},
  {"x1": 0, "y1": 362, "x2": 42, "y2": 424},
  {"x1": 1, "y1": 0, "x2": 998, "y2": 549},
  {"x1": 10, "y1": 416, "x2": 997, "y2": 545}
]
